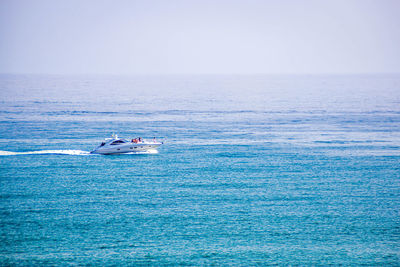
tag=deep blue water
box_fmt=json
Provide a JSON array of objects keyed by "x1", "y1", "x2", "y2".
[{"x1": 0, "y1": 74, "x2": 400, "y2": 265}]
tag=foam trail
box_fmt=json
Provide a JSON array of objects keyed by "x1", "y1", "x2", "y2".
[
  {"x1": 0, "y1": 150, "x2": 91, "y2": 156},
  {"x1": 129, "y1": 149, "x2": 159, "y2": 154},
  {"x1": 0, "y1": 149, "x2": 159, "y2": 156}
]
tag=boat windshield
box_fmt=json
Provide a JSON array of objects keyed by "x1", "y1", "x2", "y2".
[{"x1": 110, "y1": 140, "x2": 126, "y2": 145}]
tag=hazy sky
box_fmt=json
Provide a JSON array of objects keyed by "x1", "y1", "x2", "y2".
[{"x1": 1, "y1": 0, "x2": 399, "y2": 75}]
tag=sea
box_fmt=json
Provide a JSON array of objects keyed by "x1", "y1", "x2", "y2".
[{"x1": 0, "y1": 74, "x2": 399, "y2": 265}]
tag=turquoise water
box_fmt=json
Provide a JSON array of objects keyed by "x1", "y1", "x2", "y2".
[{"x1": 1, "y1": 74, "x2": 400, "y2": 265}]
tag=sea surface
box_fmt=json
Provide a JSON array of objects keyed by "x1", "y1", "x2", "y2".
[{"x1": 0, "y1": 74, "x2": 399, "y2": 265}]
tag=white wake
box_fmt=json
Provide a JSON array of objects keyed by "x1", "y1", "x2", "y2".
[
  {"x1": 0, "y1": 149, "x2": 159, "y2": 156},
  {"x1": 125, "y1": 149, "x2": 159, "y2": 154},
  {"x1": 0, "y1": 150, "x2": 91, "y2": 156}
]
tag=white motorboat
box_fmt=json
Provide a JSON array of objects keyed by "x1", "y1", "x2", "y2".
[{"x1": 90, "y1": 134, "x2": 163, "y2": 155}]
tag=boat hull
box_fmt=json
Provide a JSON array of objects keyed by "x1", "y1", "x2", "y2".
[{"x1": 90, "y1": 142, "x2": 162, "y2": 155}]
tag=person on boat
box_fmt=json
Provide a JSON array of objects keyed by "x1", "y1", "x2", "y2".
[{"x1": 138, "y1": 137, "x2": 142, "y2": 143}]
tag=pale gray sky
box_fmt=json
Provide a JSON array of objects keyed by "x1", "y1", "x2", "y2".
[{"x1": 1, "y1": 0, "x2": 399, "y2": 75}]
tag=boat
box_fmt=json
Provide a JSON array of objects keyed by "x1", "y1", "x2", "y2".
[{"x1": 90, "y1": 134, "x2": 163, "y2": 154}]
